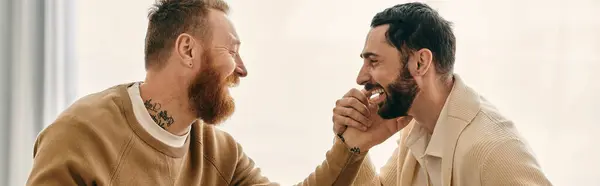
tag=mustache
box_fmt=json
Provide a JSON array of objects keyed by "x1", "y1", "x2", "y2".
[
  {"x1": 225, "y1": 74, "x2": 240, "y2": 87},
  {"x1": 364, "y1": 83, "x2": 382, "y2": 91}
]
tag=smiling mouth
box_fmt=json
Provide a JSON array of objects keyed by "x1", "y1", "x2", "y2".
[{"x1": 369, "y1": 88, "x2": 386, "y2": 104}]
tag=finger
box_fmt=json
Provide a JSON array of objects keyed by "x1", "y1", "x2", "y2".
[
  {"x1": 333, "y1": 114, "x2": 367, "y2": 131},
  {"x1": 331, "y1": 110, "x2": 350, "y2": 134},
  {"x1": 365, "y1": 98, "x2": 379, "y2": 113},
  {"x1": 333, "y1": 123, "x2": 347, "y2": 135},
  {"x1": 337, "y1": 97, "x2": 370, "y2": 118},
  {"x1": 344, "y1": 88, "x2": 369, "y2": 106},
  {"x1": 361, "y1": 88, "x2": 373, "y2": 98},
  {"x1": 334, "y1": 106, "x2": 370, "y2": 128}
]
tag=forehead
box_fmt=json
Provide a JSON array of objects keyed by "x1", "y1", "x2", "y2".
[
  {"x1": 363, "y1": 25, "x2": 390, "y2": 52},
  {"x1": 361, "y1": 25, "x2": 399, "y2": 58},
  {"x1": 207, "y1": 9, "x2": 239, "y2": 45}
]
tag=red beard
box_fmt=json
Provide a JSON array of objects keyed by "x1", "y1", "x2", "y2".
[{"x1": 187, "y1": 52, "x2": 239, "y2": 125}]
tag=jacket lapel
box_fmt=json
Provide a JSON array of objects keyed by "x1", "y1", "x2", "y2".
[{"x1": 439, "y1": 75, "x2": 481, "y2": 186}]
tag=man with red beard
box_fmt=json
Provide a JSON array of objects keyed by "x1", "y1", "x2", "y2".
[
  {"x1": 332, "y1": 2, "x2": 552, "y2": 186},
  {"x1": 26, "y1": 0, "x2": 401, "y2": 185}
]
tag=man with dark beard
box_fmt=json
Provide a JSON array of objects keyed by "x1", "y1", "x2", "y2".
[
  {"x1": 25, "y1": 0, "x2": 399, "y2": 185},
  {"x1": 332, "y1": 2, "x2": 553, "y2": 186}
]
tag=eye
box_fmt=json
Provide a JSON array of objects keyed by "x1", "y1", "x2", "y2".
[
  {"x1": 229, "y1": 51, "x2": 238, "y2": 58},
  {"x1": 369, "y1": 59, "x2": 379, "y2": 66}
]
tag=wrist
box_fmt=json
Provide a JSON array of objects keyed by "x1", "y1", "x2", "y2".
[{"x1": 338, "y1": 131, "x2": 372, "y2": 153}]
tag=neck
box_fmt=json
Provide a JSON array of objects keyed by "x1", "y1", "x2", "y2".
[
  {"x1": 139, "y1": 71, "x2": 196, "y2": 136},
  {"x1": 409, "y1": 75, "x2": 454, "y2": 134}
]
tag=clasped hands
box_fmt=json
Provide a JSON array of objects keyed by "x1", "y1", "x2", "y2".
[{"x1": 332, "y1": 88, "x2": 412, "y2": 152}]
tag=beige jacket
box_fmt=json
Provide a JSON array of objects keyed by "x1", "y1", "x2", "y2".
[{"x1": 353, "y1": 75, "x2": 552, "y2": 186}]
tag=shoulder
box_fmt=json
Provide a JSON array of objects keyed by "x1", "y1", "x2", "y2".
[
  {"x1": 62, "y1": 84, "x2": 131, "y2": 123},
  {"x1": 457, "y1": 96, "x2": 527, "y2": 148},
  {"x1": 36, "y1": 114, "x2": 98, "y2": 155},
  {"x1": 454, "y1": 98, "x2": 539, "y2": 173},
  {"x1": 36, "y1": 84, "x2": 134, "y2": 157},
  {"x1": 54, "y1": 83, "x2": 134, "y2": 135}
]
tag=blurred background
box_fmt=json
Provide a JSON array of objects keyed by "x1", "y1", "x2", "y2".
[{"x1": 1, "y1": 0, "x2": 599, "y2": 185}]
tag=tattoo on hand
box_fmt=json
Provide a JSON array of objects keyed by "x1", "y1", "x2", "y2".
[{"x1": 144, "y1": 99, "x2": 175, "y2": 129}]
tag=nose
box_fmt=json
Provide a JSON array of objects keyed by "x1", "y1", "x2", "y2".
[
  {"x1": 235, "y1": 57, "x2": 248, "y2": 77},
  {"x1": 356, "y1": 64, "x2": 370, "y2": 85}
]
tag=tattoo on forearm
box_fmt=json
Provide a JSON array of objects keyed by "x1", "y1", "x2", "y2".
[
  {"x1": 143, "y1": 99, "x2": 175, "y2": 129},
  {"x1": 336, "y1": 133, "x2": 361, "y2": 154}
]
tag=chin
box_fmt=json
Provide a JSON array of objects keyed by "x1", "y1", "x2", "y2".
[{"x1": 378, "y1": 100, "x2": 410, "y2": 119}]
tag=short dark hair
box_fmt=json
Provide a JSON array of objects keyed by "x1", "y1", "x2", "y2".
[
  {"x1": 144, "y1": 0, "x2": 230, "y2": 69},
  {"x1": 371, "y1": 2, "x2": 456, "y2": 76}
]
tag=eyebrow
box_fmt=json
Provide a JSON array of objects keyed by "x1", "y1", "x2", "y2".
[
  {"x1": 360, "y1": 52, "x2": 379, "y2": 59},
  {"x1": 231, "y1": 38, "x2": 241, "y2": 45}
]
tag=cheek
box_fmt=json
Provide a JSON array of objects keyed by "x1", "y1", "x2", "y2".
[
  {"x1": 372, "y1": 66, "x2": 399, "y2": 86},
  {"x1": 213, "y1": 55, "x2": 237, "y2": 77}
]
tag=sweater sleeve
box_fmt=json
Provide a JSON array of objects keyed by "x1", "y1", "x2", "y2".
[
  {"x1": 26, "y1": 115, "x2": 99, "y2": 186},
  {"x1": 352, "y1": 146, "x2": 400, "y2": 186},
  {"x1": 232, "y1": 138, "x2": 367, "y2": 186},
  {"x1": 480, "y1": 139, "x2": 553, "y2": 186}
]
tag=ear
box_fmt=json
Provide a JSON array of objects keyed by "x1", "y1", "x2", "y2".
[
  {"x1": 407, "y1": 48, "x2": 433, "y2": 77},
  {"x1": 175, "y1": 33, "x2": 200, "y2": 68}
]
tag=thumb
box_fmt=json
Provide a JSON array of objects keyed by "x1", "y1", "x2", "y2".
[
  {"x1": 367, "y1": 100, "x2": 378, "y2": 112},
  {"x1": 361, "y1": 89, "x2": 373, "y2": 98}
]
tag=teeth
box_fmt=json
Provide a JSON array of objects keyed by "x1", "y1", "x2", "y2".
[
  {"x1": 370, "y1": 94, "x2": 378, "y2": 99},
  {"x1": 369, "y1": 89, "x2": 384, "y2": 99},
  {"x1": 373, "y1": 89, "x2": 384, "y2": 94}
]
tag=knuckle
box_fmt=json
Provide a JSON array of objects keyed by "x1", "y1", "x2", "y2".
[
  {"x1": 346, "y1": 88, "x2": 359, "y2": 97},
  {"x1": 355, "y1": 116, "x2": 366, "y2": 125},
  {"x1": 344, "y1": 118, "x2": 351, "y2": 125},
  {"x1": 350, "y1": 120, "x2": 359, "y2": 127},
  {"x1": 334, "y1": 107, "x2": 343, "y2": 115},
  {"x1": 339, "y1": 98, "x2": 349, "y2": 106},
  {"x1": 360, "y1": 106, "x2": 369, "y2": 114},
  {"x1": 344, "y1": 90, "x2": 353, "y2": 97},
  {"x1": 348, "y1": 97, "x2": 358, "y2": 104},
  {"x1": 344, "y1": 107, "x2": 353, "y2": 116},
  {"x1": 332, "y1": 115, "x2": 340, "y2": 122},
  {"x1": 344, "y1": 117, "x2": 353, "y2": 125},
  {"x1": 348, "y1": 109, "x2": 358, "y2": 118},
  {"x1": 360, "y1": 117, "x2": 369, "y2": 124}
]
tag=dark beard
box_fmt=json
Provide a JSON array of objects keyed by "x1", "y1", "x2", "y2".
[
  {"x1": 378, "y1": 62, "x2": 419, "y2": 119},
  {"x1": 187, "y1": 52, "x2": 239, "y2": 125}
]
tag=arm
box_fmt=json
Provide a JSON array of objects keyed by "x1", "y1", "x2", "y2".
[
  {"x1": 233, "y1": 88, "x2": 408, "y2": 185},
  {"x1": 27, "y1": 115, "x2": 98, "y2": 186},
  {"x1": 480, "y1": 139, "x2": 553, "y2": 186},
  {"x1": 231, "y1": 137, "x2": 368, "y2": 186}
]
